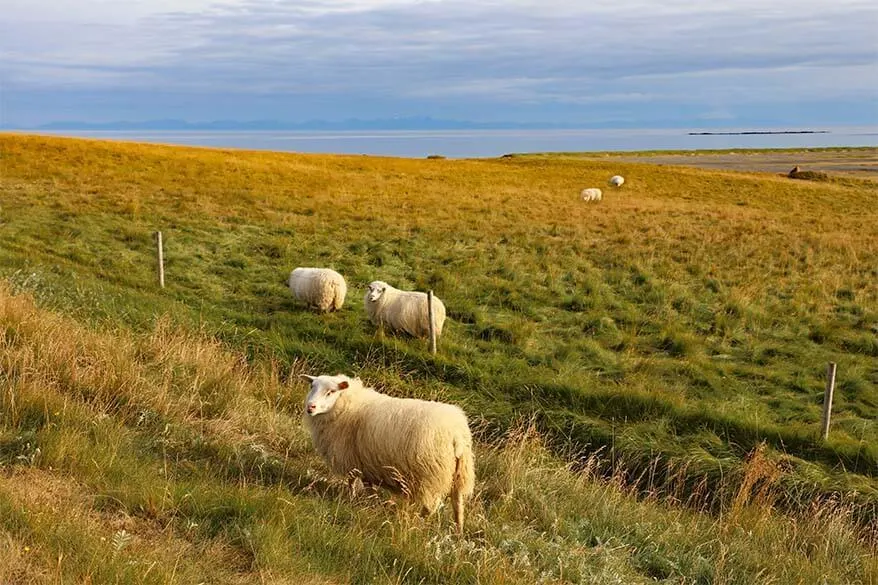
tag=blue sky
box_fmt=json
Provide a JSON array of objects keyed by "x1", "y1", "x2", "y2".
[{"x1": 2, "y1": 0, "x2": 877, "y2": 127}]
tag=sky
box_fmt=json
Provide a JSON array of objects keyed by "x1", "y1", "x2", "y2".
[{"x1": 2, "y1": 0, "x2": 877, "y2": 127}]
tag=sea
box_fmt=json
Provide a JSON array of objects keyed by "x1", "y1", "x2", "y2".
[{"x1": 28, "y1": 126, "x2": 878, "y2": 158}]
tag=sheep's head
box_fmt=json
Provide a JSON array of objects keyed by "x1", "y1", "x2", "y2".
[
  {"x1": 302, "y1": 374, "x2": 352, "y2": 415},
  {"x1": 365, "y1": 281, "x2": 388, "y2": 302}
]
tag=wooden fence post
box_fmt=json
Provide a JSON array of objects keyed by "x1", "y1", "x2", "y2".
[
  {"x1": 155, "y1": 231, "x2": 165, "y2": 288},
  {"x1": 427, "y1": 290, "x2": 437, "y2": 355},
  {"x1": 821, "y1": 362, "x2": 836, "y2": 441}
]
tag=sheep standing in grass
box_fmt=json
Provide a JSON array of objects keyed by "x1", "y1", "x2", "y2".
[
  {"x1": 581, "y1": 188, "x2": 602, "y2": 202},
  {"x1": 364, "y1": 281, "x2": 446, "y2": 338},
  {"x1": 609, "y1": 175, "x2": 625, "y2": 188},
  {"x1": 288, "y1": 267, "x2": 347, "y2": 312},
  {"x1": 301, "y1": 374, "x2": 475, "y2": 531}
]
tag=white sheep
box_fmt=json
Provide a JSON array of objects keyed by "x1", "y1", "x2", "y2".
[
  {"x1": 581, "y1": 188, "x2": 602, "y2": 202},
  {"x1": 288, "y1": 267, "x2": 347, "y2": 312},
  {"x1": 301, "y1": 374, "x2": 475, "y2": 531},
  {"x1": 609, "y1": 175, "x2": 625, "y2": 187},
  {"x1": 364, "y1": 281, "x2": 446, "y2": 339}
]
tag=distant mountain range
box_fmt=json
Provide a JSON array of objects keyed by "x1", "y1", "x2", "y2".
[
  {"x1": 1, "y1": 117, "x2": 835, "y2": 133},
  {"x1": 28, "y1": 117, "x2": 587, "y2": 131}
]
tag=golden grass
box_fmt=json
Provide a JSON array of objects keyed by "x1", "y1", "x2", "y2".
[
  {"x1": 3, "y1": 134, "x2": 874, "y2": 313},
  {"x1": 1, "y1": 133, "x2": 877, "y2": 581}
]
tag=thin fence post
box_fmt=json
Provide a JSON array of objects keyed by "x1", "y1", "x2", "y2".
[
  {"x1": 821, "y1": 362, "x2": 836, "y2": 441},
  {"x1": 427, "y1": 290, "x2": 437, "y2": 355},
  {"x1": 155, "y1": 231, "x2": 165, "y2": 289}
]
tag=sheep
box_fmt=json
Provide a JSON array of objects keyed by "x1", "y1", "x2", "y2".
[
  {"x1": 609, "y1": 175, "x2": 625, "y2": 188},
  {"x1": 580, "y1": 188, "x2": 602, "y2": 202},
  {"x1": 288, "y1": 267, "x2": 347, "y2": 312},
  {"x1": 301, "y1": 373, "x2": 475, "y2": 531},
  {"x1": 364, "y1": 281, "x2": 446, "y2": 339}
]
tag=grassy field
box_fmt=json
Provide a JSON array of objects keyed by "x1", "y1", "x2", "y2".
[{"x1": 1, "y1": 134, "x2": 876, "y2": 582}]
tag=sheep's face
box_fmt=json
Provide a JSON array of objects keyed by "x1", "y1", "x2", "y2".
[
  {"x1": 302, "y1": 374, "x2": 350, "y2": 416},
  {"x1": 365, "y1": 281, "x2": 388, "y2": 302}
]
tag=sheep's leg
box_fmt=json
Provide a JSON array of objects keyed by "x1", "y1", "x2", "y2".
[
  {"x1": 451, "y1": 487, "x2": 465, "y2": 534},
  {"x1": 416, "y1": 495, "x2": 443, "y2": 523},
  {"x1": 347, "y1": 470, "x2": 365, "y2": 498},
  {"x1": 413, "y1": 493, "x2": 443, "y2": 519},
  {"x1": 451, "y1": 452, "x2": 471, "y2": 534}
]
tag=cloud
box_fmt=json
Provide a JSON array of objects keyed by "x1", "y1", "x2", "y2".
[{"x1": 2, "y1": 0, "x2": 877, "y2": 123}]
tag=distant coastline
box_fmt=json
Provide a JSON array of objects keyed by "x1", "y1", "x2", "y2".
[
  {"x1": 688, "y1": 130, "x2": 830, "y2": 136},
  {"x1": 1, "y1": 119, "x2": 843, "y2": 135},
  {"x1": 7, "y1": 126, "x2": 874, "y2": 158}
]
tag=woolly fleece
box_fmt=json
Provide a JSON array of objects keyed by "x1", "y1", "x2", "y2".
[
  {"x1": 364, "y1": 281, "x2": 446, "y2": 338},
  {"x1": 303, "y1": 374, "x2": 474, "y2": 530},
  {"x1": 288, "y1": 267, "x2": 347, "y2": 312}
]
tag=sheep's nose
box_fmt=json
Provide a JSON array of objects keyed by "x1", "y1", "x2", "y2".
[{"x1": 307, "y1": 403, "x2": 316, "y2": 414}]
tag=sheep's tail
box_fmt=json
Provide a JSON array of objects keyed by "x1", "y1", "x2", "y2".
[{"x1": 451, "y1": 437, "x2": 475, "y2": 533}]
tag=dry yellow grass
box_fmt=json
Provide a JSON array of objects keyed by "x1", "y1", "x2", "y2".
[{"x1": 3, "y1": 134, "x2": 874, "y2": 309}]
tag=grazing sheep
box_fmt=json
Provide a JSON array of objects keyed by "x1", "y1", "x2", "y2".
[
  {"x1": 288, "y1": 267, "x2": 347, "y2": 312},
  {"x1": 364, "y1": 281, "x2": 446, "y2": 338},
  {"x1": 609, "y1": 175, "x2": 625, "y2": 187},
  {"x1": 581, "y1": 188, "x2": 603, "y2": 202},
  {"x1": 301, "y1": 374, "x2": 475, "y2": 531}
]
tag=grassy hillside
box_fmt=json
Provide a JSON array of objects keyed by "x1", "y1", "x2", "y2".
[
  {"x1": 1, "y1": 134, "x2": 876, "y2": 582},
  {"x1": 1, "y1": 284, "x2": 874, "y2": 583}
]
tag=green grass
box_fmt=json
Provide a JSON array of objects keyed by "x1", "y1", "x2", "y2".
[
  {"x1": 0, "y1": 133, "x2": 876, "y2": 582},
  {"x1": 0, "y1": 285, "x2": 874, "y2": 583}
]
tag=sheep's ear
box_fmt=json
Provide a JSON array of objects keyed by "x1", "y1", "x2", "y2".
[
  {"x1": 300, "y1": 374, "x2": 317, "y2": 382},
  {"x1": 338, "y1": 381, "x2": 349, "y2": 390}
]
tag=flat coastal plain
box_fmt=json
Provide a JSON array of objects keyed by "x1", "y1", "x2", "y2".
[{"x1": 556, "y1": 147, "x2": 878, "y2": 180}]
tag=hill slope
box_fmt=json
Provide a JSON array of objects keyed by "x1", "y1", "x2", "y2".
[
  {"x1": 0, "y1": 134, "x2": 876, "y2": 582},
  {"x1": 1, "y1": 284, "x2": 875, "y2": 583}
]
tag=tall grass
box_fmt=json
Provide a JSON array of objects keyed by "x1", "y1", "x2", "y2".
[{"x1": 0, "y1": 285, "x2": 875, "y2": 583}]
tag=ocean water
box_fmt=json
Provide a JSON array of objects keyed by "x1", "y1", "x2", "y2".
[{"x1": 30, "y1": 126, "x2": 878, "y2": 158}]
